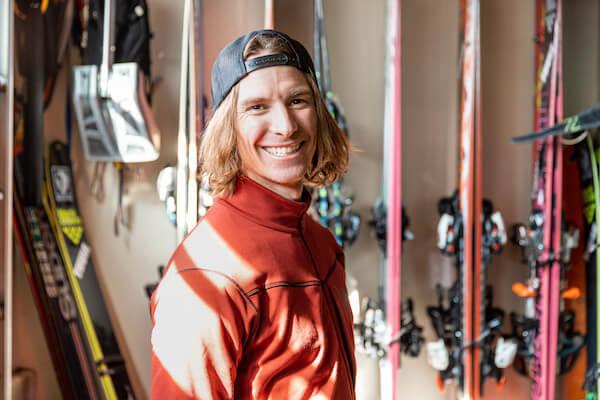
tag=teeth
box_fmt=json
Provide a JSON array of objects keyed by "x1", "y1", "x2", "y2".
[{"x1": 263, "y1": 143, "x2": 301, "y2": 157}]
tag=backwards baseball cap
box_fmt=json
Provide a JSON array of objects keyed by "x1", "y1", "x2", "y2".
[{"x1": 211, "y1": 29, "x2": 317, "y2": 110}]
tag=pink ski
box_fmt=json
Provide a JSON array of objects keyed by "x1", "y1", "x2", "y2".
[{"x1": 385, "y1": 0, "x2": 402, "y2": 398}]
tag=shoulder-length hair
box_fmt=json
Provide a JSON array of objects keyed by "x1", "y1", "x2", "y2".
[{"x1": 199, "y1": 33, "x2": 350, "y2": 198}]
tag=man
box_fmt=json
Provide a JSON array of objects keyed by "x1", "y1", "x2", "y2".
[{"x1": 150, "y1": 29, "x2": 355, "y2": 399}]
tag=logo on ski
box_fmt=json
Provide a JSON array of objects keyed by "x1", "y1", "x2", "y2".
[{"x1": 27, "y1": 208, "x2": 77, "y2": 321}]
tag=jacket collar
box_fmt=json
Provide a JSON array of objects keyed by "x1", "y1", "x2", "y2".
[{"x1": 219, "y1": 176, "x2": 312, "y2": 232}]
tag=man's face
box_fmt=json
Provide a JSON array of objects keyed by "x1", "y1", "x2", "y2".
[{"x1": 236, "y1": 64, "x2": 317, "y2": 198}]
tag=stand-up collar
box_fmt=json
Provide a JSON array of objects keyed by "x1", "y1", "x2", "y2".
[{"x1": 218, "y1": 176, "x2": 312, "y2": 232}]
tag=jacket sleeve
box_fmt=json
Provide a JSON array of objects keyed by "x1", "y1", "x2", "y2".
[{"x1": 150, "y1": 266, "x2": 256, "y2": 399}]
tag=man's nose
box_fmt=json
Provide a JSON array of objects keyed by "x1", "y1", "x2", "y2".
[{"x1": 270, "y1": 103, "x2": 298, "y2": 136}]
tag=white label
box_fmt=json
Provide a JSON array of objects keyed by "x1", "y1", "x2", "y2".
[
  {"x1": 426, "y1": 339, "x2": 449, "y2": 371},
  {"x1": 73, "y1": 242, "x2": 91, "y2": 279},
  {"x1": 494, "y1": 337, "x2": 518, "y2": 369},
  {"x1": 491, "y1": 211, "x2": 507, "y2": 245},
  {"x1": 437, "y1": 214, "x2": 453, "y2": 250}
]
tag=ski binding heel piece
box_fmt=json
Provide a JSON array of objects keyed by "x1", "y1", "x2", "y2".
[
  {"x1": 494, "y1": 337, "x2": 518, "y2": 369},
  {"x1": 426, "y1": 339, "x2": 449, "y2": 371},
  {"x1": 437, "y1": 213, "x2": 455, "y2": 253},
  {"x1": 490, "y1": 211, "x2": 508, "y2": 250}
]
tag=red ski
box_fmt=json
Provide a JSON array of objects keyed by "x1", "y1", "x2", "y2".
[
  {"x1": 458, "y1": 1, "x2": 481, "y2": 397},
  {"x1": 512, "y1": 0, "x2": 586, "y2": 398}
]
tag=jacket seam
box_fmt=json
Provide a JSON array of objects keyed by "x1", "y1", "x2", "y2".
[
  {"x1": 246, "y1": 280, "x2": 322, "y2": 298},
  {"x1": 176, "y1": 267, "x2": 259, "y2": 313},
  {"x1": 322, "y1": 260, "x2": 338, "y2": 283}
]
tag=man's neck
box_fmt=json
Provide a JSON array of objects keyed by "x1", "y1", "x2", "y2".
[{"x1": 242, "y1": 174, "x2": 303, "y2": 201}]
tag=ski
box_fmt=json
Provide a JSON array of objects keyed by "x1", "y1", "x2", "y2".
[
  {"x1": 13, "y1": 1, "x2": 134, "y2": 398},
  {"x1": 13, "y1": 189, "x2": 99, "y2": 399},
  {"x1": 510, "y1": 3, "x2": 561, "y2": 399},
  {"x1": 427, "y1": 0, "x2": 483, "y2": 396},
  {"x1": 384, "y1": 0, "x2": 402, "y2": 398},
  {"x1": 581, "y1": 133, "x2": 600, "y2": 399},
  {"x1": 264, "y1": 0, "x2": 274, "y2": 30},
  {"x1": 537, "y1": 1, "x2": 562, "y2": 398},
  {"x1": 509, "y1": 1, "x2": 586, "y2": 399},
  {"x1": 312, "y1": 0, "x2": 360, "y2": 249},
  {"x1": 44, "y1": 140, "x2": 135, "y2": 399},
  {"x1": 426, "y1": 0, "x2": 514, "y2": 397},
  {"x1": 0, "y1": 0, "x2": 14, "y2": 397},
  {"x1": 184, "y1": 0, "x2": 205, "y2": 234},
  {"x1": 14, "y1": 2, "x2": 92, "y2": 398},
  {"x1": 354, "y1": 2, "x2": 424, "y2": 399},
  {"x1": 559, "y1": 133, "x2": 587, "y2": 397},
  {"x1": 175, "y1": 0, "x2": 192, "y2": 243}
]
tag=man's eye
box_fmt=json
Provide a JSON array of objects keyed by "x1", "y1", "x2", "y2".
[
  {"x1": 291, "y1": 98, "x2": 307, "y2": 105},
  {"x1": 249, "y1": 104, "x2": 266, "y2": 111}
]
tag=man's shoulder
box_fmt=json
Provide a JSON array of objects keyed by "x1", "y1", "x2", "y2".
[{"x1": 169, "y1": 218, "x2": 259, "y2": 289}]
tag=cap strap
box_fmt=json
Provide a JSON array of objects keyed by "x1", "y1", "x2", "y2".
[{"x1": 244, "y1": 53, "x2": 301, "y2": 73}]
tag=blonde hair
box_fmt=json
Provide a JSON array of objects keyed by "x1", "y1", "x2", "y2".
[{"x1": 199, "y1": 34, "x2": 350, "y2": 198}]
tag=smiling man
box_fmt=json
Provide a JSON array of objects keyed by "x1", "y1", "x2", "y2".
[{"x1": 150, "y1": 30, "x2": 355, "y2": 399}]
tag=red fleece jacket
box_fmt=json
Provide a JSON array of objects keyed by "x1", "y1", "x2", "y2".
[{"x1": 150, "y1": 177, "x2": 356, "y2": 399}]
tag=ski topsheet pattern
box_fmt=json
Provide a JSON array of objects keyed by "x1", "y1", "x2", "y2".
[{"x1": 13, "y1": 192, "x2": 98, "y2": 399}]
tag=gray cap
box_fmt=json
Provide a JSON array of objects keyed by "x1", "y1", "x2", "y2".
[{"x1": 211, "y1": 29, "x2": 317, "y2": 111}]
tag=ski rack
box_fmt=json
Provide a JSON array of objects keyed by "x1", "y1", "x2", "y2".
[{"x1": 0, "y1": 0, "x2": 14, "y2": 397}]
